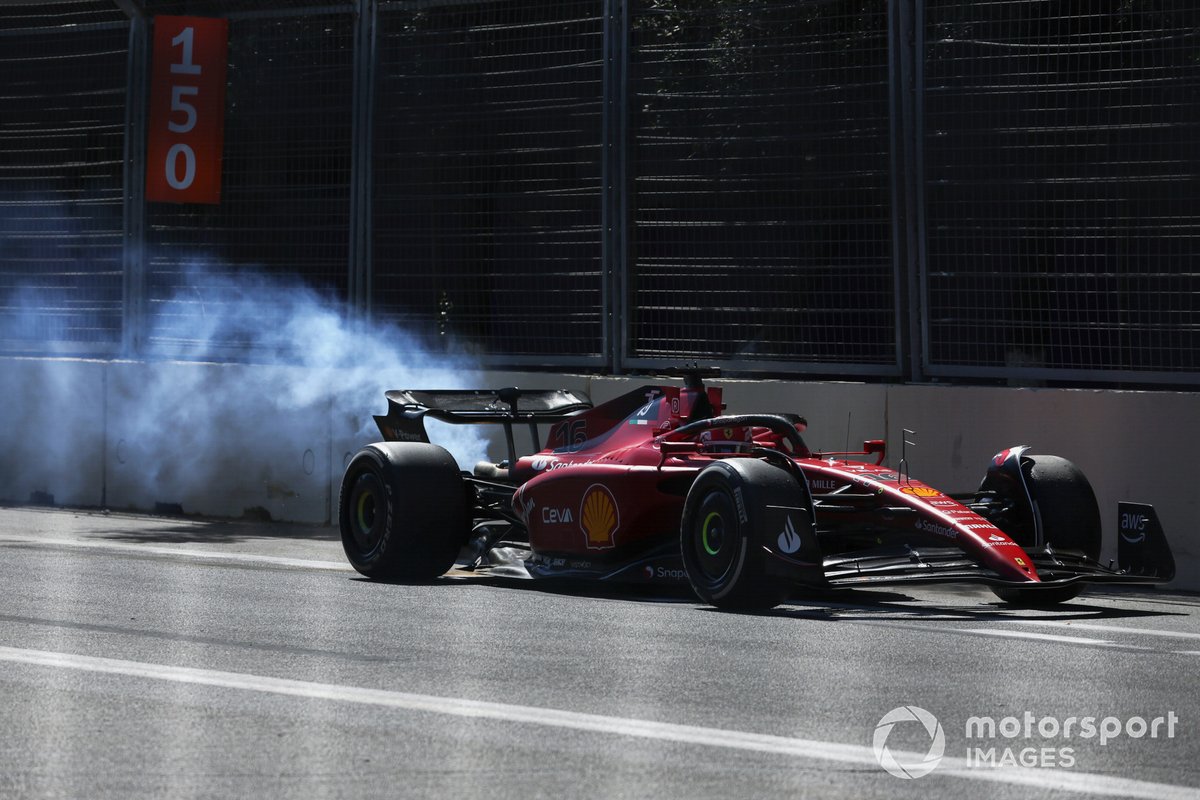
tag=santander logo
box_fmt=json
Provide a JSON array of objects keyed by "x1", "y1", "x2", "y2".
[{"x1": 777, "y1": 516, "x2": 802, "y2": 554}]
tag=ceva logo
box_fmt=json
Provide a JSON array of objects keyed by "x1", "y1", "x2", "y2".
[{"x1": 873, "y1": 706, "x2": 945, "y2": 779}]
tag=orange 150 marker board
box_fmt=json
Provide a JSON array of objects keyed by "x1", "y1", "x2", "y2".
[{"x1": 146, "y1": 16, "x2": 228, "y2": 204}]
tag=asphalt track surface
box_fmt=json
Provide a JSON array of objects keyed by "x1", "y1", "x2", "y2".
[{"x1": 1, "y1": 507, "x2": 1199, "y2": 800}]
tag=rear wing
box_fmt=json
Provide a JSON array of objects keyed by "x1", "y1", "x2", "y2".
[{"x1": 373, "y1": 387, "x2": 592, "y2": 466}]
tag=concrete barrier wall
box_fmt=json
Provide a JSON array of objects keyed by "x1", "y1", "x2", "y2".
[
  {"x1": 2, "y1": 358, "x2": 1195, "y2": 590},
  {"x1": 0, "y1": 358, "x2": 107, "y2": 508},
  {"x1": 104, "y1": 360, "x2": 333, "y2": 523}
]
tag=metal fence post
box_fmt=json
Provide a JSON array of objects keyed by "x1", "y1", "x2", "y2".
[
  {"x1": 601, "y1": 0, "x2": 629, "y2": 373},
  {"x1": 121, "y1": 10, "x2": 148, "y2": 357},
  {"x1": 889, "y1": 0, "x2": 926, "y2": 383},
  {"x1": 349, "y1": 0, "x2": 377, "y2": 325}
]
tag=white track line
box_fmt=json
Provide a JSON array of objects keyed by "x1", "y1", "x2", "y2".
[
  {"x1": 1, "y1": 646, "x2": 1196, "y2": 799},
  {"x1": 963, "y1": 628, "x2": 1150, "y2": 650},
  {"x1": 1011, "y1": 620, "x2": 1200, "y2": 642},
  {"x1": 0, "y1": 535, "x2": 350, "y2": 571}
]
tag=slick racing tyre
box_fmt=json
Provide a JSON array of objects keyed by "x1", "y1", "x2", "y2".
[
  {"x1": 991, "y1": 455, "x2": 1101, "y2": 607},
  {"x1": 680, "y1": 458, "x2": 806, "y2": 611},
  {"x1": 339, "y1": 442, "x2": 470, "y2": 581}
]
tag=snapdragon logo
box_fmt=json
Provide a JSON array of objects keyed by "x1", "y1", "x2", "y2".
[{"x1": 873, "y1": 706, "x2": 945, "y2": 779}]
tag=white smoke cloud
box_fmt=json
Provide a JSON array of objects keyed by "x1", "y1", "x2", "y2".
[{"x1": 0, "y1": 255, "x2": 490, "y2": 520}]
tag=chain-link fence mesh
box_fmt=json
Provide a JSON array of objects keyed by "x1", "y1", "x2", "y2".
[
  {"x1": 144, "y1": 10, "x2": 355, "y2": 355},
  {"x1": 1, "y1": 1, "x2": 1198, "y2": 384},
  {"x1": 372, "y1": 0, "x2": 606, "y2": 360},
  {"x1": 0, "y1": 3, "x2": 129, "y2": 352},
  {"x1": 924, "y1": 0, "x2": 1200, "y2": 377},
  {"x1": 627, "y1": 0, "x2": 896, "y2": 368}
]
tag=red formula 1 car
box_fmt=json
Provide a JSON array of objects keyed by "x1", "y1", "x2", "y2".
[{"x1": 338, "y1": 369, "x2": 1175, "y2": 609}]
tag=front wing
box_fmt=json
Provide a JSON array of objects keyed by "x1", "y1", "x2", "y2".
[
  {"x1": 462, "y1": 503, "x2": 1176, "y2": 595},
  {"x1": 809, "y1": 545, "x2": 1169, "y2": 591},
  {"x1": 778, "y1": 501, "x2": 1176, "y2": 592}
]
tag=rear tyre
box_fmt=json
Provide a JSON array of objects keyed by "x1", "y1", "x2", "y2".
[
  {"x1": 680, "y1": 459, "x2": 801, "y2": 611},
  {"x1": 991, "y1": 455, "x2": 1101, "y2": 607},
  {"x1": 339, "y1": 442, "x2": 470, "y2": 581}
]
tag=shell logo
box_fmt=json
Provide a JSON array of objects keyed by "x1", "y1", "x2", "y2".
[
  {"x1": 900, "y1": 486, "x2": 941, "y2": 498},
  {"x1": 580, "y1": 484, "x2": 620, "y2": 550}
]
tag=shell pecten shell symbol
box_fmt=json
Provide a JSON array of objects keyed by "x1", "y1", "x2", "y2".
[{"x1": 580, "y1": 484, "x2": 619, "y2": 550}]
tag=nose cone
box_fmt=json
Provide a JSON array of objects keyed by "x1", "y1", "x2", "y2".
[{"x1": 964, "y1": 529, "x2": 1040, "y2": 582}]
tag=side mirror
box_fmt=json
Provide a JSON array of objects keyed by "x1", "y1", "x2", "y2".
[{"x1": 864, "y1": 439, "x2": 886, "y2": 465}]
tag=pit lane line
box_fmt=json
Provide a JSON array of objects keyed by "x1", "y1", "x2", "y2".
[{"x1": 1, "y1": 645, "x2": 1197, "y2": 799}]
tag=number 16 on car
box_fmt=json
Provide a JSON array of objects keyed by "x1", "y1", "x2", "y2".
[{"x1": 145, "y1": 16, "x2": 228, "y2": 204}]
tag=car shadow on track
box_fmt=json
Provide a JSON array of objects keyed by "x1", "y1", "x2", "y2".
[
  {"x1": 755, "y1": 586, "x2": 1190, "y2": 623},
  {"x1": 424, "y1": 572, "x2": 1190, "y2": 623},
  {"x1": 92, "y1": 519, "x2": 339, "y2": 545},
  {"x1": 356, "y1": 572, "x2": 1191, "y2": 625},
  {"x1": 352, "y1": 572, "x2": 704, "y2": 604}
]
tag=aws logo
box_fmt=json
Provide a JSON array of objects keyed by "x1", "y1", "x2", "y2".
[
  {"x1": 1119, "y1": 511, "x2": 1148, "y2": 544},
  {"x1": 580, "y1": 485, "x2": 620, "y2": 550}
]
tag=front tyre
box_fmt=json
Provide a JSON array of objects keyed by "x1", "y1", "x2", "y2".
[
  {"x1": 680, "y1": 459, "x2": 804, "y2": 611},
  {"x1": 991, "y1": 454, "x2": 1101, "y2": 607},
  {"x1": 339, "y1": 442, "x2": 470, "y2": 581}
]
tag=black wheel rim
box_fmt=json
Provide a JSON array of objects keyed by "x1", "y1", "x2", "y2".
[
  {"x1": 691, "y1": 489, "x2": 739, "y2": 584},
  {"x1": 347, "y1": 471, "x2": 386, "y2": 555}
]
